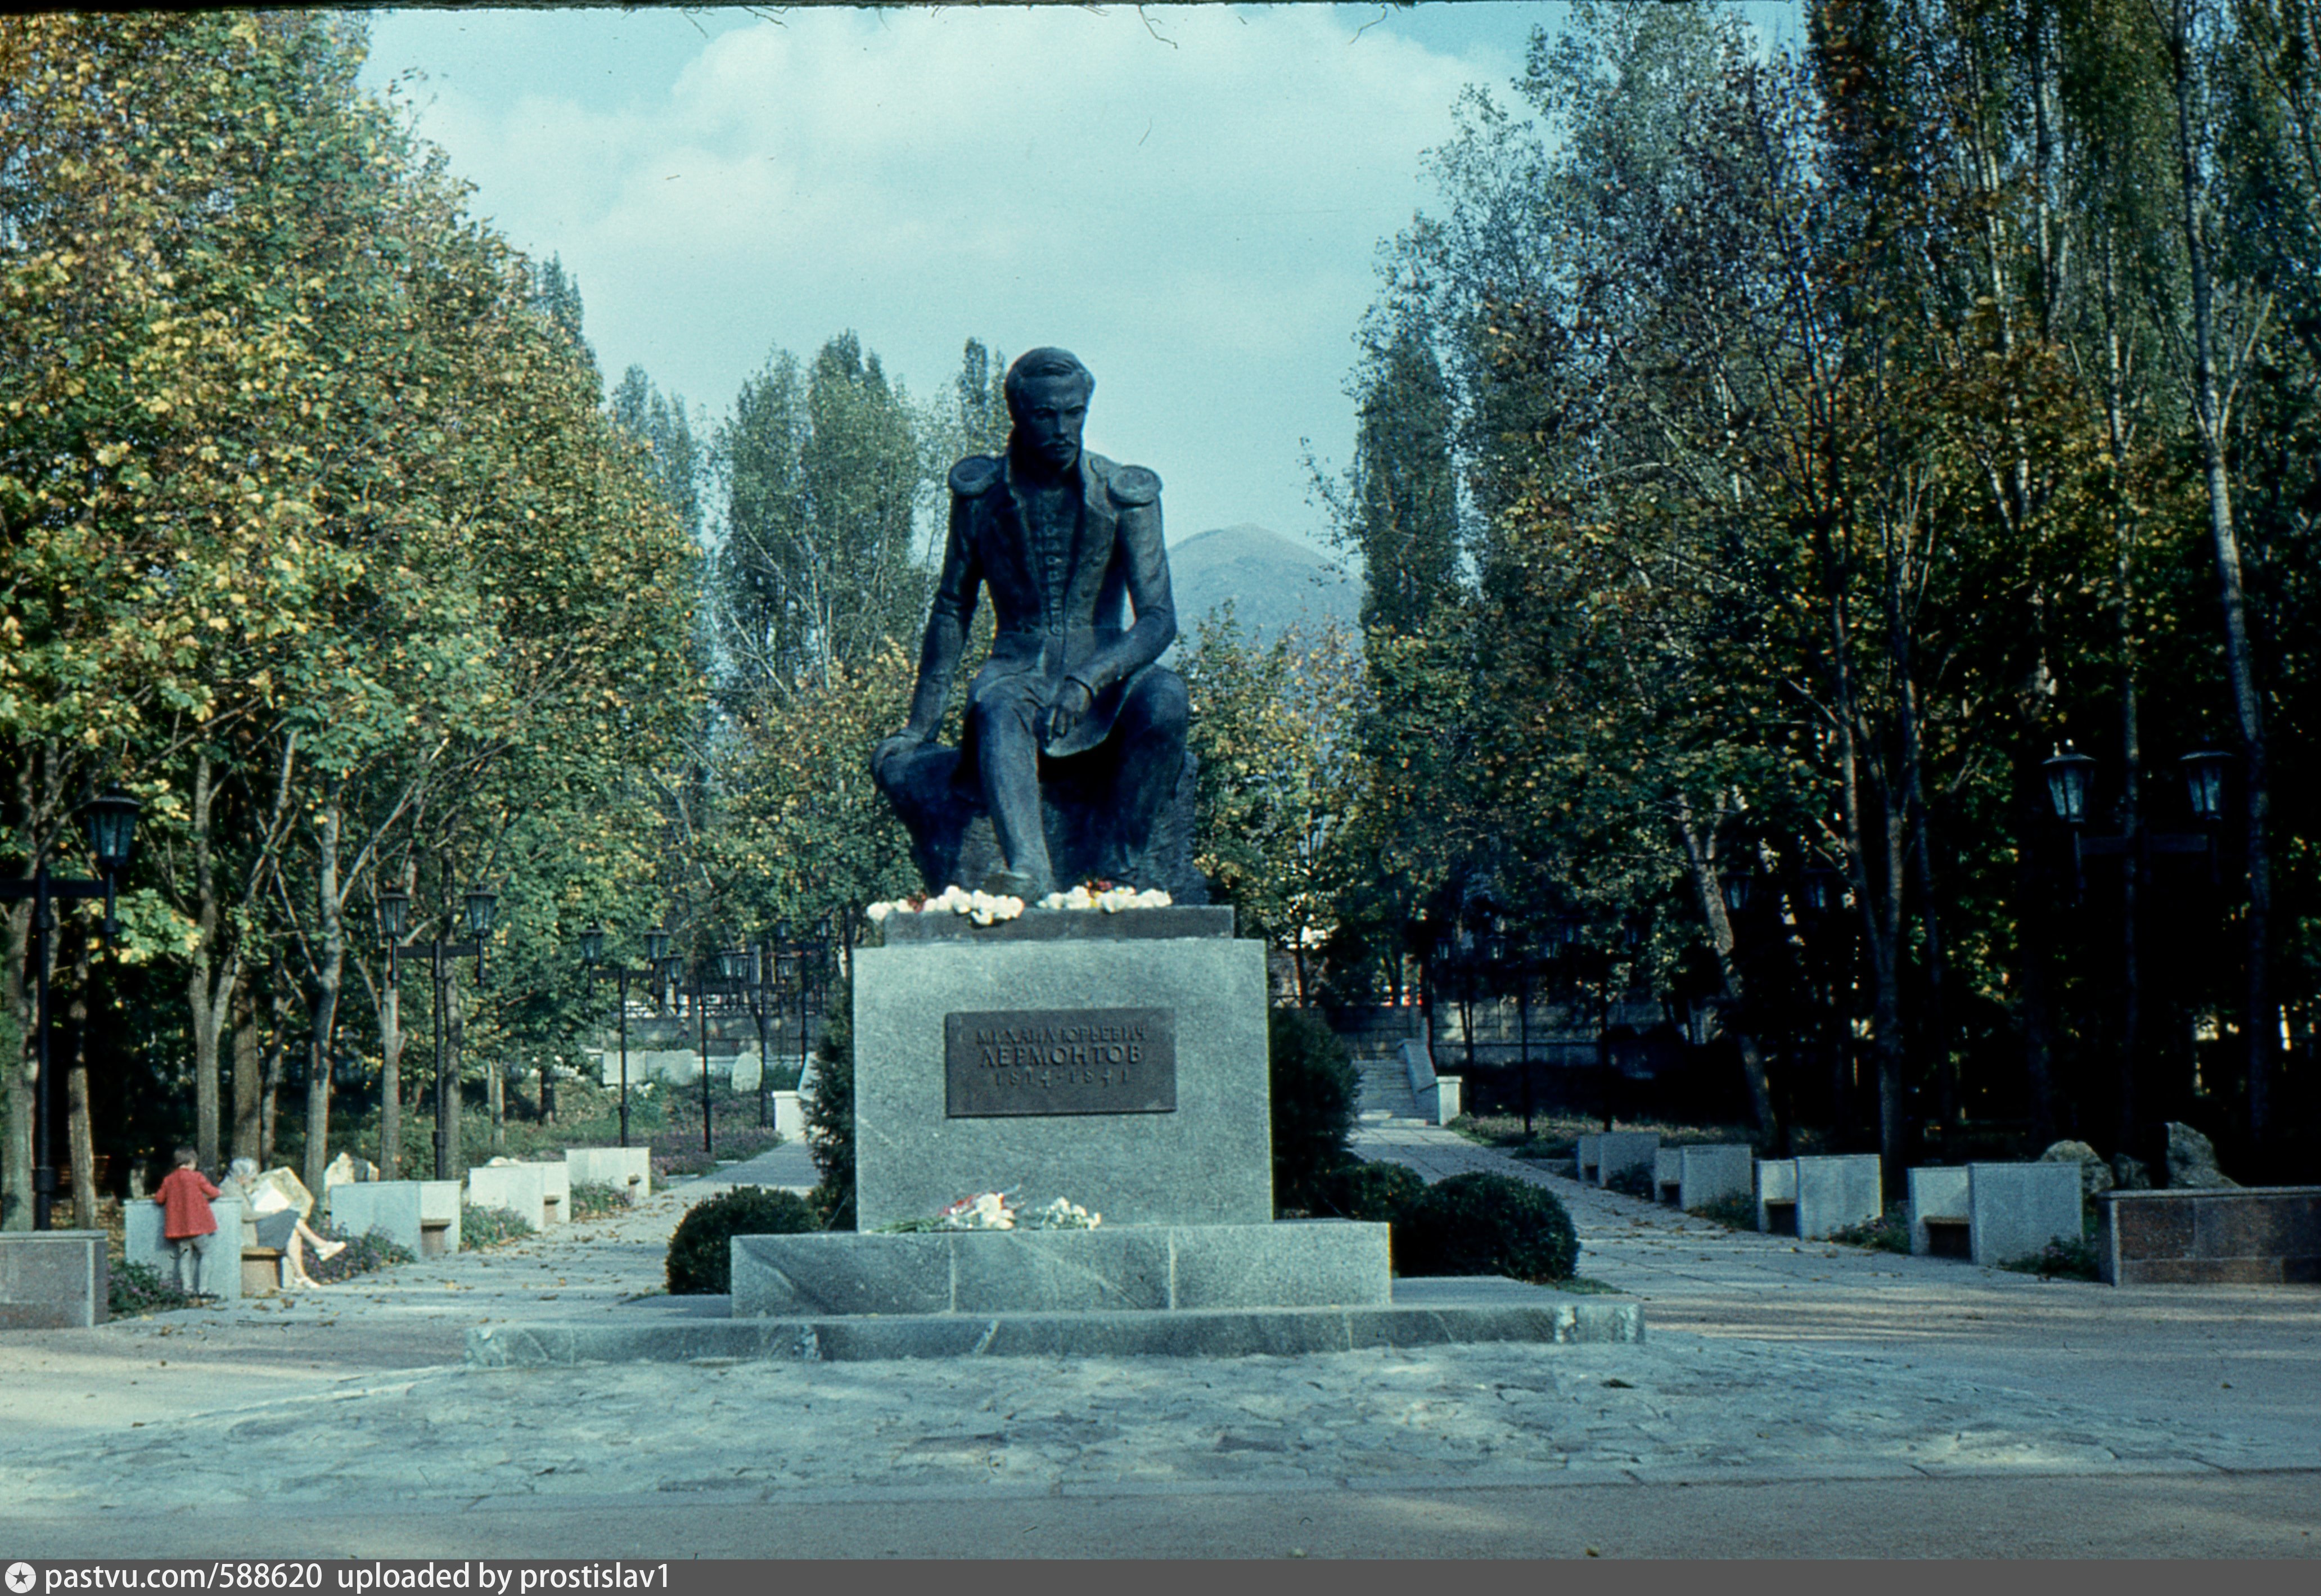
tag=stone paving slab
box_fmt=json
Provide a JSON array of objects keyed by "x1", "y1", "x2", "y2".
[{"x1": 1, "y1": 1131, "x2": 2315, "y2": 1535}]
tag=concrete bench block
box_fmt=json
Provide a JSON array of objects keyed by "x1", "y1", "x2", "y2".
[
  {"x1": 466, "y1": 1164, "x2": 548, "y2": 1232},
  {"x1": 566, "y1": 1147, "x2": 652, "y2": 1203},
  {"x1": 1908, "y1": 1166, "x2": 1971, "y2": 1256},
  {"x1": 1795, "y1": 1155, "x2": 1882, "y2": 1239},
  {"x1": 1968, "y1": 1161, "x2": 2083, "y2": 1267},
  {"x1": 1399, "y1": 1039, "x2": 1462, "y2": 1126},
  {"x1": 0, "y1": 1231, "x2": 109, "y2": 1327},
  {"x1": 326, "y1": 1182, "x2": 425, "y2": 1256},
  {"x1": 534, "y1": 1161, "x2": 570, "y2": 1225},
  {"x1": 1575, "y1": 1133, "x2": 1600, "y2": 1182},
  {"x1": 1678, "y1": 1145, "x2": 1754, "y2": 1212},
  {"x1": 732, "y1": 1222, "x2": 1392, "y2": 1318},
  {"x1": 125, "y1": 1195, "x2": 245, "y2": 1301},
  {"x1": 1653, "y1": 1147, "x2": 1684, "y2": 1202},
  {"x1": 1594, "y1": 1131, "x2": 1660, "y2": 1187},
  {"x1": 2094, "y1": 1186, "x2": 2321, "y2": 1285},
  {"x1": 769, "y1": 1091, "x2": 806, "y2": 1139},
  {"x1": 418, "y1": 1181, "x2": 462, "y2": 1255},
  {"x1": 1755, "y1": 1158, "x2": 1798, "y2": 1233}
]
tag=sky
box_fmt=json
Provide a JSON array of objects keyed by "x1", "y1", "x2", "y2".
[{"x1": 354, "y1": 3, "x2": 1802, "y2": 553}]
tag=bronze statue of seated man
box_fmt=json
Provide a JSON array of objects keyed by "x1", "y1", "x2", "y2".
[{"x1": 871, "y1": 347, "x2": 1193, "y2": 900}]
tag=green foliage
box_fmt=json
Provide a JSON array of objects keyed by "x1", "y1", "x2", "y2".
[
  {"x1": 109, "y1": 1260, "x2": 200, "y2": 1318},
  {"x1": 1312, "y1": 1160, "x2": 1428, "y2": 1225},
  {"x1": 459, "y1": 1204, "x2": 534, "y2": 1250},
  {"x1": 1184, "y1": 615, "x2": 1369, "y2": 1001},
  {"x1": 1268, "y1": 1007, "x2": 1359, "y2": 1214},
  {"x1": 1827, "y1": 1210, "x2": 1912, "y2": 1254},
  {"x1": 1603, "y1": 1164, "x2": 1657, "y2": 1201},
  {"x1": 665, "y1": 1185, "x2": 819, "y2": 1295},
  {"x1": 309, "y1": 1224, "x2": 416, "y2": 1283},
  {"x1": 1396, "y1": 1171, "x2": 1580, "y2": 1283},
  {"x1": 1997, "y1": 1234, "x2": 2102, "y2": 1282},
  {"x1": 803, "y1": 988, "x2": 855, "y2": 1229},
  {"x1": 1689, "y1": 1193, "x2": 1761, "y2": 1232}
]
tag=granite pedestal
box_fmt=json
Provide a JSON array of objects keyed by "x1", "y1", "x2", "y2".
[
  {"x1": 583, "y1": 906, "x2": 1652, "y2": 1363},
  {"x1": 853, "y1": 907, "x2": 1268, "y2": 1230},
  {"x1": 2094, "y1": 1186, "x2": 2321, "y2": 1284}
]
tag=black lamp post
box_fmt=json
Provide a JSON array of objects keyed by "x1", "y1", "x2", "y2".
[
  {"x1": 2042, "y1": 740, "x2": 2234, "y2": 1153},
  {"x1": 2, "y1": 790, "x2": 141, "y2": 1229},
  {"x1": 2043, "y1": 741, "x2": 2224, "y2": 892},
  {"x1": 580, "y1": 925, "x2": 664, "y2": 1149},
  {"x1": 380, "y1": 882, "x2": 501, "y2": 1182}
]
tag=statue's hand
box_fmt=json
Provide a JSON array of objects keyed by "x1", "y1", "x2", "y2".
[
  {"x1": 1043, "y1": 680, "x2": 1093, "y2": 745},
  {"x1": 871, "y1": 731, "x2": 927, "y2": 786}
]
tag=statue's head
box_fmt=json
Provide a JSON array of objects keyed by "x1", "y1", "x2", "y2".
[{"x1": 1004, "y1": 347, "x2": 1093, "y2": 474}]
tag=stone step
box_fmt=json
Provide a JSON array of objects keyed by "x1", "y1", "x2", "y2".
[{"x1": 466, "y1": 1279, "x2": 1643, "y2": 1366}]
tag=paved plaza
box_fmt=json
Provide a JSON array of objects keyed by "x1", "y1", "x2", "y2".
[{"x1": 1, "y1": 1130, "x2": 2315, "y2": 1558}]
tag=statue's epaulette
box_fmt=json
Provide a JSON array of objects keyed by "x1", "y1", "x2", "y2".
[
  {"x1": 948, "y1": 454, "x2": 1003, "y2": 496},
  {"x1": 1107, "y1": 463, "x2": 1162, "y2": 507}
]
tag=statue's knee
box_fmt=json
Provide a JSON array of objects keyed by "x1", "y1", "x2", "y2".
[
  {"x1": 1137, "y1": 671, "x2": 1191, "y2": 739},
  {"x1": 974, "y1": 688, "x2": 1041, "y2": 740}
]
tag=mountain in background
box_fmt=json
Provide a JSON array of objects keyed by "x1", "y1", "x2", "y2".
[{"x1": 1165, "y1": 523, "x2": 1359, "y2": 646}]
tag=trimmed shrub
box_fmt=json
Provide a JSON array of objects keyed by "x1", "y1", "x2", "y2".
[
  {"x1": 667, "y1": 1185, "x2": 820, "y2": 1295},
  {"x1": 460, "y1": 1202, "x2": 534, "y2": 1250},
  {"x1": 1270, "y1": 1007, "x2": 1358, "y2": 1214},
  {"x1": 1313, "y1": 1160, "x2": 1426, "y2": 1226},
  {"x1": 804, "y1": 985, "x2": 855, "y2": 1230},
  {"x1": 1394, "y1": 1171, "x2": 1579, "y2": 1283}
]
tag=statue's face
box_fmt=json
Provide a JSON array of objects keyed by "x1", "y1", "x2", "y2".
[{"x1": 1011, "y1": 373, "x2": 1089, "y2": 472}]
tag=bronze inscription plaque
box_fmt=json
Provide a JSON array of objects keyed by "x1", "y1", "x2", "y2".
[{"x1": 944, "y1": 1007, "x2": 1177, "y2": 1117}]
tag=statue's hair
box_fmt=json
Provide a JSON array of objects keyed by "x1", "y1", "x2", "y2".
[{"x1": 1003, "y1": 346, "x2": 1094, "y2": 413}]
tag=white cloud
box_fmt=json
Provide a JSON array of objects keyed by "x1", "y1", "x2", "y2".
[{"x1": 363, "y1": 5, "x2": 1518, "y2": 547}]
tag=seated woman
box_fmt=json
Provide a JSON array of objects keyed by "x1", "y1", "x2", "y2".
[{"x1": 224, "y1": 1158, "x2": 346, "y2": 1288}]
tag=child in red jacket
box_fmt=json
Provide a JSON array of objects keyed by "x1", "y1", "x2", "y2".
[{"x1": 153, "y1": 1146, "x2": 219, "y2": 1297}]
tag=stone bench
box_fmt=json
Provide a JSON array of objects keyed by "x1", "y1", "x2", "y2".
[
  {"x1": 467, "y1": 1162, "x2": 551, "y2": 1231},
  {"x1": 2094, "y1": 1186, "x2": 2321, "y2": 1285},
  {"x1": 1575, "y1": 1133, "x2": 1600, "y2": 1183},
  {"x1": 1661, "y1": 1146, "x2": 1745, "y2": 1206},
  {"x1": 0, "y1": 1231, "x2": 109, "y2": 1327},
  {"x1": 126, "y1": 1195, "x2": 247, "y2": 1302},
  {"x1": 1398, "y1": 1039, "x2": 1462, "y2": 1126},
  {"x1": 1795, "y1": 1155, "x2": 1881, "y2": 1239},
  {"x1": 1908, "y1": 1163, "x2": 2081, "y2": 1265},
  {"x1": 565, "y1": 1147, "x2": 652, "y2": 1205},
  {"x1": 1592, "y1": 1131, "x2": 1659, "y2": 1189},
  {"x1": 1908, "y1": 1166, "x2": 1971, "y2": 1258},
  {"x1": 1755, "y1": 1158, "x2": 1799, "y2": 1234},
  {"x1": 323, "y1": 1179, "x2": 462, "y2": 1257}
]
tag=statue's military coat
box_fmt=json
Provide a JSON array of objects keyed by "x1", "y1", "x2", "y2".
[{"x1": 922, "y1": 448, "x2": 1177, "y2": 759}]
